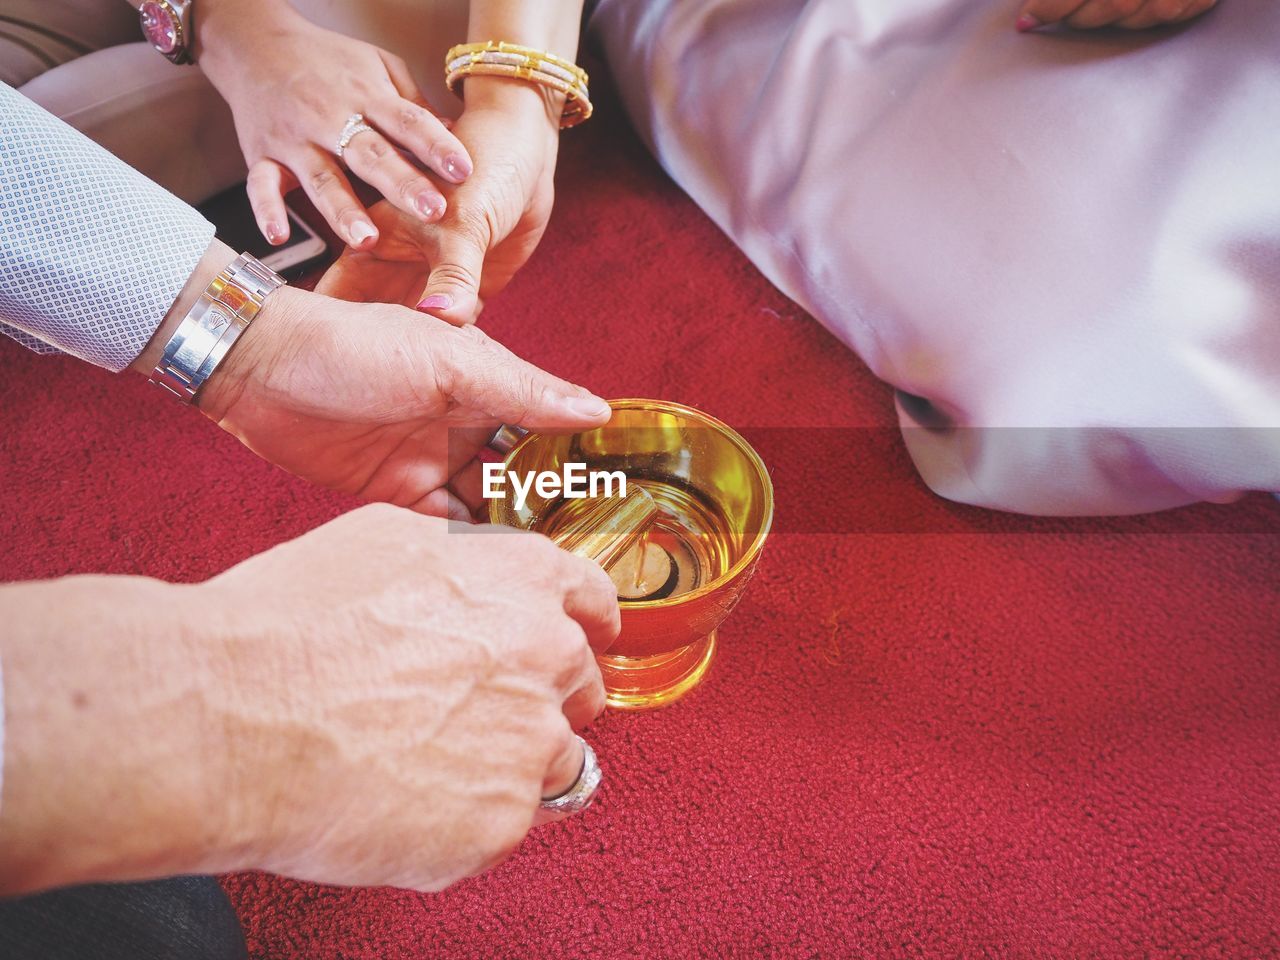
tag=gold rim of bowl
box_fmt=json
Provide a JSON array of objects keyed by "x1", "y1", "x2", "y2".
[{"x1": 499, "y1": 398, "x2": 775, "y2": 610}]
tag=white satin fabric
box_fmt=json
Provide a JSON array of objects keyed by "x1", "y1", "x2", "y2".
[{"x1": 590, "y1": 0, "x2": 1280, "y2": 515}]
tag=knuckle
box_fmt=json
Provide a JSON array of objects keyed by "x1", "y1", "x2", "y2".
[
  {"x1": 397, "y1": 175, "x2": 429, "y2": 202},
  {"x1": 308, "y1": 167, "x2": 338, "y2": 194},
  {"x1": 395, "y1": 102, "x2": 426, "y2": 134},
  {"x1": 361, "y1": 136, "x2": 391, "y2": 162},
  {"x1": 432, "y1": 259, "x2": 482, "y2": 292},
  {"x1": 452, "y1": 204, "x2": 492, "y2": 245},
  {"x1": 548, "y1": 624, "x2": 590, "y2": 667},
  {"x1": 452, "y1": 322, "x2": 492, "y2": 349}
]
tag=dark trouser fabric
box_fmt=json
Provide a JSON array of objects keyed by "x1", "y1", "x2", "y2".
[{"x1": 0, "y1": 875, "x2": 247, "y2": 960}]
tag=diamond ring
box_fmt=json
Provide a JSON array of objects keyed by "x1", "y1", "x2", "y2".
[
  {"x1": 539, "y1": 736, "x2": 602, "y2": 818},
  {"x1": 335, "y1": 113, "x2": 375, "y2": 159}
]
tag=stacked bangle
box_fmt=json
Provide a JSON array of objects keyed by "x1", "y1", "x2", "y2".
[{"x1": 445, "y1": 41, "x2": 592, "y2": 128}]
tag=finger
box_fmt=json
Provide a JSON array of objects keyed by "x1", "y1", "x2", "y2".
[
  {"x1": 378, "y1": 50, "x2": 441, "y2": 114},
  {"x1": 1116, "y1": 0, "x2": 1202, "y2": 28},
  {"x1": 343, "y1": 129, "x2": 448, "y2": 224},
  {"x1": 367, "y1": 96, "x2": 473, "y2": 185},
  {"x1": 407, "y1": 486, "x2": 476, "y2": 522},
  {"x1": 298, "y1": 152, "x2": 379, "y2": 249},
  {"x1": 447, "y1": 456, "x2": 490, "y2": 517},
  {"x1": 1066, "y1": 0, "x2": 1144, "y2": 28},
  {"x1": 557, "y1": 551, "x2": 623, "y2": 654},
  {"x1": 245, "y1": 159, "x2": 293, "y2": 245},
  {"x1": 540, "y1": 721, "x2": 585, "y2": 800},
  {"x1": 415, "y1": 215, "x2": 490, "y2": 323},
  {"x1": 1016, "y1": 0, "x2": 1089, "y2": 29},
  {"x1": 429, "y1": 322, "x2": 613, "y2": 429},
  {"x1": 560, "y1": 651, "x2": 608, "y2": 730}
]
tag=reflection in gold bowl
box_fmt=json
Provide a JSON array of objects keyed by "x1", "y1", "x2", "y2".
[{"x1": 488, "y1": 399, "x2": 774, "y2": 710}]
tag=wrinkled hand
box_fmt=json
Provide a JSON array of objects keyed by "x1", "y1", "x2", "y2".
[
  {"x1": 198, "y1": 285, "x2": 610, "y2": 518},
  {"x1": 198, "y1": 0, "x2": 472, "y2": 248},
  {"x1": 1017, "y1": 0, "x2": 1218, "y2": 30},
  {"x1": 205, "y1": 504, "x2": 619, "y2": 891},
  {"x1": 316, "y1": 79, "x2": 562, "y2": 325}
]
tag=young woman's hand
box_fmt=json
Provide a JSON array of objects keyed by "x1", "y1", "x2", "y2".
[
  {"x1": 316, "y1": 78, "x2": 563, "y2": 325},
  {"x1": 1017, "y1": 0, "x2": 1219, "y2": 31},
  {"x1": 197, "y1": 0, "x2": 473, "y2": 249}
]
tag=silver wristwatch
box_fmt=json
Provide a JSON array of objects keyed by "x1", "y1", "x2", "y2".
[
  {"x1": 150, "y1": 253, "x2": 285, "y2": 403},
  {"x1": 139, "y1": 0, "x2": 195, "y2": 65}
]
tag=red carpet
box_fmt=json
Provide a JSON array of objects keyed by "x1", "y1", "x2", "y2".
[{"x1": 3, "y1": 75, "x2": 1280, "y2": 957}]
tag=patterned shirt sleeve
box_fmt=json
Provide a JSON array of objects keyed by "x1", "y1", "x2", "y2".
[{"x1": 0, "y1": 82, "x2": 214, "y2": 372}]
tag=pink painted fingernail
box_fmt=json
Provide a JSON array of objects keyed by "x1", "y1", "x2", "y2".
[
  {"x1": 1015, "y1": 13, "x2": 1041, "y2": 31},
  {"x1": 349, "y1": 220, "x2": 378, "y2": 245},
  {"x1": 416, "y1": 192, "x2": 446, "y2": 221},
  {"x1": 416, "y1": 294, "x2": 453, "y2": 312},
  {"x1": 264, "y1": 222, "x2": 287, "y2": 245},
  {"x1": 442, "y1": 153, "x2": 472, "y2": 183}
]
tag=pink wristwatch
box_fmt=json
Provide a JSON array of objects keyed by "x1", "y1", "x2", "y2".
[{"x1": 139, "y1": 0, "x2": 195, "y2": 65}]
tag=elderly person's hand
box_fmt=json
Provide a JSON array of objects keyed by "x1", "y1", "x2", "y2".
[
  {"x1": 317, "y1": 77, "x2": 562, "y2": 325},
  {"x1": 1016, "y1": 0, "x2": 1219, "y2": 31},
  {"x1": 0, "y1": 504, "x2": 620, "y2": 894},
  {"x1": 132, "y1": 239, "x2": 610, "y2": 519},
  {"x1": 196, "y1": 0, "x2": 473, "y2": 249}
]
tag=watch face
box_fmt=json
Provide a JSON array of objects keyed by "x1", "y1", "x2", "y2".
[{"x1": 140, "y1": 1, "x2": 180, "y2": 54}]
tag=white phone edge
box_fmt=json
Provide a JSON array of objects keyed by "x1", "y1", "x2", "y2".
[{"x1": 261, "y1": 234, "x2": 327, "y2": 273}]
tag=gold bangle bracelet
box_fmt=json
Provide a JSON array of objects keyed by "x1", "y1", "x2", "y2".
[{"x1": 445, "y1": 41, "x2": 593, "y2": 128}]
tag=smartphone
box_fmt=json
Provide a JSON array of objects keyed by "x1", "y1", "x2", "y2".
[{"x1": 197, "y1": 185, "x2": 329, "y2": 279}]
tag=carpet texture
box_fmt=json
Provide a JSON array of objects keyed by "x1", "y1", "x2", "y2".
[{"x1": 2, "y1": 75, "x2": 1279, "y2": 958}]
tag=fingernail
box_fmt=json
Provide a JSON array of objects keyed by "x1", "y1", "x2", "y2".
[
  {"x1": 349, "y1": 220, "x2": 378, "y2": 245},
  {"x1": 416, "y1": 293, "x2": 453, "y2": 312},
  {"x1": 563, "y1": 396, "x2": 611, "y2": 419},
  {"x1": 264, "y1": 222, "x2": 287, "y2": 245},
  {"x1": 416, "y1": 192, "x2": 446, "y2": 221},
  {"x1": 442, "y1": 153, "x2": 472, "y2": 183},
  {"x1": 1015, "y1": 13, "x2": 1040, "y2": 31}
]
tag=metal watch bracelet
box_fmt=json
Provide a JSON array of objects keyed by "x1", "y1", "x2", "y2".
[{"x1": 150, "y1": 253, "x2": 285, "y2": 403}]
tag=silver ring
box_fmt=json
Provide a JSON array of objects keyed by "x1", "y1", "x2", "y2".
[
  {"x1": 335, "y1": 112, "x2": 375, "y2": 159},
  {"x1": 486, "y1": 423, "x2": 528, "y2": 456},
  {"x1": 539, "y1": 736, "x2": 601, "y2": 817}
]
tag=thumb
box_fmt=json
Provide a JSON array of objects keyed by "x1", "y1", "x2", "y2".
[
  {"x1": 416, "y1": 221, "x2": 487, "y2": 326},
  {"x1": 431, "y1": 324, "x2": 613, "y2": 430}
]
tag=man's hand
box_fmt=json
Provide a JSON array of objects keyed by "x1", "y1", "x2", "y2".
[
  {"x1": 1016, "y1": 0, "x2": 1218, "y2": 31},
  {"x1": 317, "y1": 78, "x2": 562, "y2": 325},
  {"x1": 194, "y1": 281, "x2": 609, "y2": 518},
  {"x1": 0, "y1": 505, "x2": 620, "y2": 894}
]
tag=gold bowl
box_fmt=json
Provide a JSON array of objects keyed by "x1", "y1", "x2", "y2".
[{"x1": 487, "y1": 399, "x2": 774, "y2": 710}]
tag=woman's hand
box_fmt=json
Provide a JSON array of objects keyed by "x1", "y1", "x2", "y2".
[
  {"x1": 1016, "y1": 0, "x2": 1219, "y2": 31},
  {"x1": 316, "y1": 78, "x2": 562, "y2": 325},
  {"x1": 197, "y1": 0, "x2": 473, "y2": 249}
]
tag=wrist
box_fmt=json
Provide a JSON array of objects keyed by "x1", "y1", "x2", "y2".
[
  {"x1": 0, "y1": 578, "x2": 242, "y2": 892},
  {"x1": 195, "y1": 0, "x2": 301, "y2": 73},
  {"x1": 195, "y1": 283, "x2": 309, "y2": 424},
  {"x1": 132, "y1": 238, "x2": 293, "y2": 421},
  {"x1": 130, "y1": 237, "x2": 237, "y2": 378},
  {"x1": 463, "y1": 76, "x2": 565, "y2": 135}
]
